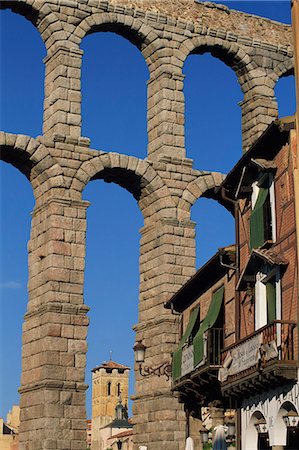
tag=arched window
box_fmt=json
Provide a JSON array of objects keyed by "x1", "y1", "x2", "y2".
[
  {"x1": 117, "y1": 383, "x2": 121, "y2": 397},
  {"x1": 107, "y1": 382, "x2": 111, "y2": 396}
]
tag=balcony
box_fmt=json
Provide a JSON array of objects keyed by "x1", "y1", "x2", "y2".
[
  {"x1": 173, "y1": 328, "x2": 224, "y2": 414},
  {"x1": 220, "y1": 320, "x2": 297, "y2": 399}
]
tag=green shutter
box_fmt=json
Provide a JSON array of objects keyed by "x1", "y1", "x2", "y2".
[
  {"x1": 172, "y1": 306, "x2": 200, "y2": 381},
  {"x1": 266, "y1": 279, "x2": 276, "y2": 323},
  {"x1": 250, "y1": 187, "x2": 269, "y2": 250},
  {"x1": 193, "y1": 286, "x2": 224, "y2": 368}
]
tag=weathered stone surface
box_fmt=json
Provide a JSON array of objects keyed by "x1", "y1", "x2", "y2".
[{"x1": 0, "y1": 0, "x2": 294, "y2": 449}]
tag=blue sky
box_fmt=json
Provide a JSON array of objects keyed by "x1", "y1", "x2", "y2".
[{"x1": 0, "y1": 1, "x2": 295, "y2": 419}]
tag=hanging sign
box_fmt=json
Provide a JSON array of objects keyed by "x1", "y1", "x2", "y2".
[{"x1": 181, "y1": 345, "x2": 194, "y2": 377}]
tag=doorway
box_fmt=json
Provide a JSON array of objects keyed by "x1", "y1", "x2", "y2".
[{"x1": 257, "y1": 433, "x2": 270, "y2": 450}]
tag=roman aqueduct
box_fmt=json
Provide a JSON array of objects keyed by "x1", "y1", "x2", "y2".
[{"x1": 0, "y1": 0, "x2": 294, "y2": 448}]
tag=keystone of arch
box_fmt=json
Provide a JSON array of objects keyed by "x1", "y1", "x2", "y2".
[
  {"x1": 72, "y1": 12, "x2": 161, "y2": 67},
  {"x1": 178, "y1": 171, "x2": 227, "y2": 218},
  {"x1": 71, "y1": 153, "x2": 176, "y2": 218},
  {"x1": 0, "y1": 132, "x2": 66, "y2": 195}
]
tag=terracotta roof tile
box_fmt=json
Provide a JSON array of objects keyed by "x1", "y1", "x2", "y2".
[
  {"x1": 107, "y1": 429, "x2": 133, "y2": 440},
  {"x1": 92, "y1": 360, "x2": 130, "y2": 372},
  {"x1": 237, "y1": 248, "x2": 288, "y2": 291},
  {"x1": 252, "y1": 248, "x2": 288, "y2": 266}
]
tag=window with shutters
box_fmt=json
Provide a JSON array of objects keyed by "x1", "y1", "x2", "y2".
[
  {"x1": 250, "y1": 174, "x2": 276, "y2": 250},
  {"x1": 255, "y1": 266, "x2": 280, "y2": 330}
]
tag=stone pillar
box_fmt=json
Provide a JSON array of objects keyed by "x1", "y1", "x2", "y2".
[
  {"x1": 147, "y1": 70, "x2": 185, "y2": 161},
  {"x1": 240, "y1": 92, "x2": 277, "y2": 152},
  {"x1": 43, "y1": 47, "x2": 83, "y2": 140},
  {"x1": 209, "y1": 401, "x2": 225, "y2": 444},
  {"x1": 132, "y1": 217, "x2": 196, "y2": 450},
  {"x1": 189, "y1": 417, "x2": 202, "y2": 449},
  {"x1": 19, "y1": 196, "x2": 89, "y2": 450}
]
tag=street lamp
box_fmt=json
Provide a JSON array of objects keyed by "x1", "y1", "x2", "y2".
[
  {"x1": 225, "y1": 413, "x2": 236, "y2": 442},
  {"x1": 283, "y1": 411, "x2": 299, "y2": 428},
  {"x1": 225, "y1": 419, "x2": 235, "y2": 446},
  {"x1": 226, "y1": 419, "x2": 235, "y2": 437},
  {"x1": 133, "y1": 341, "x2": 146, "y2": 364},
  {"x1": 133, "y1": 340, "x2": 172, "y2": 380},
  {"x1": 255, "y1": 418, "x2": 268, "y2": 434},
  {"x1": 199, "y1": 425, "x2": 209, "y2": 444}
]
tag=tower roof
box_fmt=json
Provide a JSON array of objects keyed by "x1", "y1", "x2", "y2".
[
  {"x1": 102, "y1": 398, "x2": 132, "y2": 430},
  {"x1": 109, "y1": 418, "x2": 133, "y2": 429},
  {"x1": 92, "y1": 360, "x2": 130, "y2": 372}
]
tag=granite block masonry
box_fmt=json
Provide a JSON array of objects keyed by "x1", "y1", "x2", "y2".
[{"x1": 0, "y1": 0, "x2": 294, "y2": 448}]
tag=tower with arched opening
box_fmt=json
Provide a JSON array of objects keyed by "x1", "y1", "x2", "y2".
[
  {"x1": 91, "y1": 360, "x2": 130, "y2": 448},
  {"x1": 0, "y1": 1, "x2": 296, "y2": 449}
]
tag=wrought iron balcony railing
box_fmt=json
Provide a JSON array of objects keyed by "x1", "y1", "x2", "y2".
[{"x1": 173, "y1": 328, "x2": 225, "y2": 411}]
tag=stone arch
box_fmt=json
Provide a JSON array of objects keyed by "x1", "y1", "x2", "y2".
[
  {"x1": 250, "y1": 57, "x2": 295, "y2": 95},
  {"x1": 73, "y1": 13, "x2": 161, "y2": 68},
  {"x1": 72, "y1": 153, "x2": 176, "y2": 220},
  {"x1": 179, "y1": 35, "x2": 257, "y2": 91},
  {"x1": 0, "y1": 0, "x2": 41, "y2": 27},
  {"x1": 178, "y1": 36, "x2": 266, "y2": 155},
  {"x1": 273, "y1": 57, "x2": 295, "y2": 81},
  {"x1": 269, "y1": 57, "x2": 295, "y2": 120},
  {"x1": 265, "y1": 58, "x2": 296, "y2": 105},
  {"x1": 245, "y1": 410, "x2": 267, "y2": 450},
  {"x1": 0, "y1": 132, "x2": 66, "y2": 198},
  {"x1": 0, "y1": 0, "x2": 66, "y2": 52},
  {"x1": 177, "y1": 171, "x2": 228, "y2": 220},
  {"x1": 271, "y1": 401, "x2": 298, "y2": 447}
]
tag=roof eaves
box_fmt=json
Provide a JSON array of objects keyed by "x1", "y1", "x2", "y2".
[
  {"x1": 92, "y1": 360, "x2": 130, "y2": 372},
  {"x1": 236, "y1": 248, "x2": 288, "y2": 290},
  {"x1": 219, "y1": 117, "x2": 293, "y2": 198},
  {"x1": 165, "y1": 246, "x2": 235, "y2": 313}
]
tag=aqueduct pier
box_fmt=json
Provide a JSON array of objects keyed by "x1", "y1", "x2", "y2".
[{"x1": 0, "y1": 0, "x2": 294, "y2": 448}]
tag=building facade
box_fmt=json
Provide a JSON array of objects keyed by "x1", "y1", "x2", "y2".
[
  {"x1": 106, "y1": 429, "x2": 133, "y2": 450},
  {"x1": 0, "y1": 406, "x2": 20, "y2": 450},
  {"x1": 87, "y1": 419, "x2": 92, "y2": 449},
  {"x1": 167, "y1": 117, "x2": 299, "y2": 449},
  {"x1": 0, "y1": 0, "x2": 296, "y2": 448},
  {"x1": 97, "y1": 400, "x2": 133, "y2": 450},
  {"x1": 165, "y1": 247, "x2": 237, "y2": 447},
  {"x1": 91, "y1": 360, "x2": 130, "y2": 449},
  {"x1": 221, "y1": 118, "x2": 298, "y2": 450}
]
